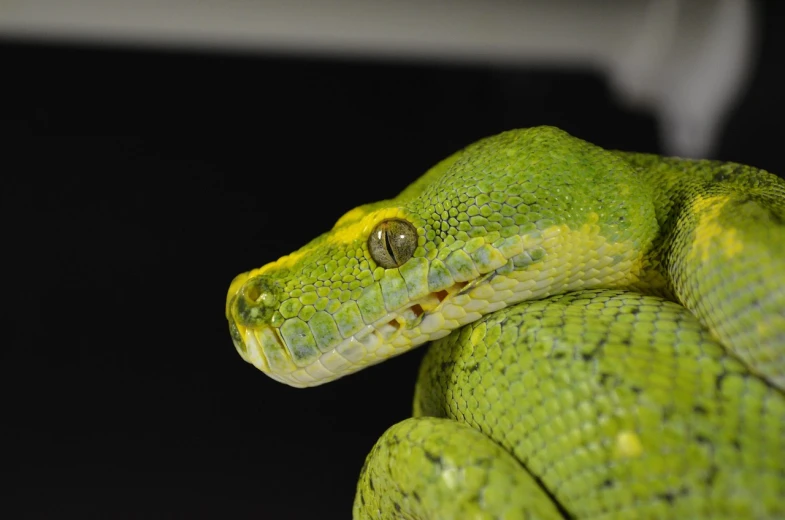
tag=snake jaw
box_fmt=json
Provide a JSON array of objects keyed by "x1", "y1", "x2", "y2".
[{"x1": 231, "y1": 280, "x2": 471, "y2": 388}]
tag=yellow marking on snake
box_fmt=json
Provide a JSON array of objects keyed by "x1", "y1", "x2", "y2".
[
  {"x1": 614, "y1": 431, "x2": 644, "y2": 459},
  {"x1": 328, "y1": 207, "x2": 410, "y2": 246},
  {"x1": 690, "y1": 194, "x2": 746, "y2": 261}
]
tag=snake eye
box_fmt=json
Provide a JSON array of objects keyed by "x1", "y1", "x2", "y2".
[{"x1": 368, "y1": 219, "x2": 417, "y2": 268}]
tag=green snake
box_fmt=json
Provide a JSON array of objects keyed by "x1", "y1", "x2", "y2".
[{"x1": 225, "y1": 127, "x2": 785, "y2": 519}]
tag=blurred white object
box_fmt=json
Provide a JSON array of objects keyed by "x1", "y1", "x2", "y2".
[
  {"x1": 608, "y1": 0, "x2": 756, "y2": 157},
  {"x1": 0, "y1": 0, "x2": 756, "y2": 157}
]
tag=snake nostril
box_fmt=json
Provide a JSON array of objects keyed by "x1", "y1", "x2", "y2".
[
  {"x1": 244, "y1": 284, "x2": 262, "y2": 302},
  {"x1": 234, "y1": 275, "x2": 282, "y2": 327},
  {"x1": 241, "y1": 277, "x2": 279, "y2": 307}
]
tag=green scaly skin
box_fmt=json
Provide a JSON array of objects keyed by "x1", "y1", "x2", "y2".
[{"x1": 225, "y1": 127, "x2": 785, "y2": 518}]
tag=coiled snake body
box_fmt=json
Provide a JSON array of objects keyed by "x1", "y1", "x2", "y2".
[{"x1": 226, "y1": 127, "x2": 785, "y2": 519}]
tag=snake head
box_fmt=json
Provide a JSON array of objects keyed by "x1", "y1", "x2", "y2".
[
  {"x1": 226, "y1": 127, "x2": 659, "y2": 387},
  {"x1": 224, "y1": 203, "x2": 456, "y2": 388}
]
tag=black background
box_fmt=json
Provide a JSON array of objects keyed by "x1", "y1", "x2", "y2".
[{"x1": 3, "y1": 1, "x2": 784, "y2": 518}]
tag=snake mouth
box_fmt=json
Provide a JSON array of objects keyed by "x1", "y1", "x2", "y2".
[
  {"x1": 233, "y1": 279, "x2": 474, "y2": 388},
  {"x1": 342, "y1": 280, "x2": 470, "y2": 354}
]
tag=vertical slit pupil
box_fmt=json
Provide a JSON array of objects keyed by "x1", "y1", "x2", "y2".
[{"x1": 384, "y1": 229, "x2": 398, "y2": 264}]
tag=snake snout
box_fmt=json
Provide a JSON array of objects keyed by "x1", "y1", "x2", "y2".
[
  {"x1": 226, "y1": 272, "x2": 295, "y2": 382},
  {"x1": 227, "y1": 274, "x2": 282, "y2": 329}
]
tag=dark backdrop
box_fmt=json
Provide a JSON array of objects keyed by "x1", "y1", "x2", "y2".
[{"x1": 2, "y1": 2, "x2": 784, "y2": 518}]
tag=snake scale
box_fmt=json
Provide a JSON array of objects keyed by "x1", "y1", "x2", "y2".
[{"x1": 225, "y1": 127, "x2": 785, "y2": 519}]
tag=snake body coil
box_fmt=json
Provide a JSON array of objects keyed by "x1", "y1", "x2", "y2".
[{"x1": 226, "y1": 127, "x2": 785, "y2": 519}]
